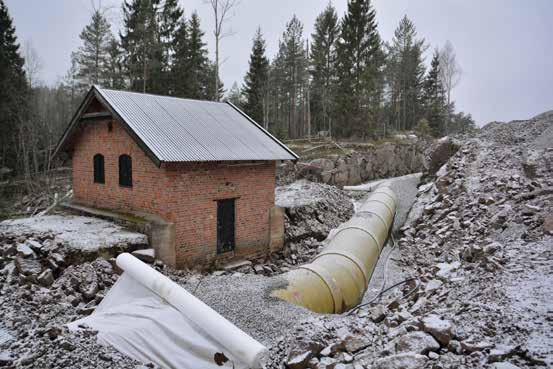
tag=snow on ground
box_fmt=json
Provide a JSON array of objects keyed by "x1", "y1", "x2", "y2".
[{"x1": 0, "y1": 215, "x2": 147, "y2": 253}]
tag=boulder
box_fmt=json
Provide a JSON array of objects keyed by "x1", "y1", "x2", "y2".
[{"x1": 426, "y1": 137, "x2": 460, "y2": 175}]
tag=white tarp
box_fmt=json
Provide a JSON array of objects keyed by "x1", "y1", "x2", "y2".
[{"x1": 69, "y1": 271, "x2": 256, "y2": 369}]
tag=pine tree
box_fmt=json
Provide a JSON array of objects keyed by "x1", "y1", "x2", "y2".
[
  {"x1": 173, "y1": 12, "x2": 210, "y2": 99},
  {"x1": 335, "y1": 0, "x2": 383, "y2": 138},
  {"x1": 310, "y1": 2, "x2": 339, "y2": 135},
  {"x1": 120, "y1": 0, "x2": 164, "y2": 93},
  {"x1": 384, "y1": 15, "x2": 426, "y2": 132},
  {"x1": 243, "y1": 28, "x2": 269, "y2": 124},
  {"x1": 0, "y1": 0, "x2": 28, "y2": 170},
  {"x1": 422, "y1": 50, "x2": 446, "y2": 137},
  {"x1": 75, "y1": 8, "x2": 113, "y2": 87}
]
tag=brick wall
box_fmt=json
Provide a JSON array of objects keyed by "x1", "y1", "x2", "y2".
[{"x1": 71, "y1": 118, "x2": 276, "y2": 268}]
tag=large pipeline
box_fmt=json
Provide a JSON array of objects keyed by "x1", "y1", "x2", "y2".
[{"x1": 272, "y1": 185, "x2": 397, "y2": 314}]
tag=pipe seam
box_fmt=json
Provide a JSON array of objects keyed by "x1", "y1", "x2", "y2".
[
  {"x1": 299, "y1": 264, "x2": 343, "y2": 313},
  {"x1": 330, "y1": 225, "x2": 383, "y2": 252},
  {"x1": 316, "y1": 250, "x2": 373, "y2": 286}
]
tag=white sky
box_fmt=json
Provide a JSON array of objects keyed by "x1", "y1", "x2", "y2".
[{"x1": 5, "y1": 0, "x2": 553, "y2": 126}]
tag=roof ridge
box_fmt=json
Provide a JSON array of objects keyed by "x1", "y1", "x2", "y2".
[{"x1": 93, "y1": 85, "x2": 228, "y2": 106}]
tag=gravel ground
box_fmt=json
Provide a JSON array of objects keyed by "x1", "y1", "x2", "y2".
[{"x1": 181, "y1": 274, "x2": 315, "y2": 346}]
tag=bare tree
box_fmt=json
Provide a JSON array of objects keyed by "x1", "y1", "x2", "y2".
[
  {"x1": 439, "y1": 40, "x2": 462, "y2": 134},
  {"x1": 205, "y1": 0, "x2": 240, "y2": 101},
  {"x1": 23, "y1": 40, "x2": 43, "y2": 88}
]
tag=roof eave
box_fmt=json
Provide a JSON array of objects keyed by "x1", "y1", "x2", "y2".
[{"x1": 53, "y1": 85, "x2": 163, "y2": 168}]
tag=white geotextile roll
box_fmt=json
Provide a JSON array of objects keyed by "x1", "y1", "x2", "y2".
[
  {"x1": 68, "y1": 253, "x2": 267, "y2": 369},
  {"x1": 115, "y1": 253, "x2": 267, "y2": 367}
]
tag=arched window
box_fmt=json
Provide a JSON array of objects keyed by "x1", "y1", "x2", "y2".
[
  {"x1": 93, "y1": 154, "x2": 105, "y2": 184},
  {"x1": 119, "y1": 154, "x2": 132, "y2": 187}
]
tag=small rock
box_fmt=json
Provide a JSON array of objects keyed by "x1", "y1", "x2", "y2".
[
  {"x1": 222, "y1": 260, "x2": 252, "y2": 271},
  {"x1": 374, "y1": 353, "x2": 428, "y2": 369},
  {"x1": 286, "y1": 351, "x2": 312, "y2": 369},
  {"x1": 428, "y1": 351, "x2": 439, "y2": 360},
  {"x1": 424, "y1": 279, "x2": 443, "y2": 294},
  {"x1": 343, "y1": 335, "x2": 368, "y2": 353},
  {"x1": 369, "y1": 305, "x2": 388, "y2": 323},
  {"x1": 447, "y1": 340, "x2": 462, "y2": 355},
  {"x1": 488, "y1": 345, "x2": 515, "y2": 363},
  {"x1": 253, "y1": 265, "x2": 265, "y2": 274},
  {"x1": 435, "y1": 261, "x2": 461, "y2": 280},
  {"x1": 16, "y1": 243, "x2": 35, "y2": 258},
  {"x1": 460, "y1": 340, "x2": 493, "y2": 353},
  {"x1": 420, "y1": 314, "x2": 453, "y2": 346},
  {"x1": 37, "y1": 269, "x2": 54, "y2": 287},
  {"x1": 394, "y1": 331, "x2": 440, "y2": 355},
  {"x1": 14, "y1": 257, "x2": 42, "y2": 277},
  {"x1": 25, "y1": 239, "x2": 43, "y2": 251},
  {"x1": 317, "y1": 357, "x2": 337, "y2": 369},
  {"x1": 491, "y1": 363, "x2": 521, "y2": 369},
  {"x1": 0, "y1": 352, "x2": 14, "y2": 366}
]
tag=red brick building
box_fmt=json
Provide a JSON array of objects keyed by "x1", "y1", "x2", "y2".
[{"x1": 55, "y1": 86, "x2": 297, "y2": 268}]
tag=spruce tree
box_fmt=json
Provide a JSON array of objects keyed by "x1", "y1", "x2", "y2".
[
  {"x1": 385, "y1": 15, "x2": 426, "y2": 132},
  {"x1": 0, "y1": 0, "x2": 27, "y2": 170},
  {"x1": 335, "y1": 0, "x2": 383, "y2": 138},
  {"x1": 75, "y1": 9, "x2": 113, "y2": 87},
  {"x1": 173, "y1": 12, "x2": 210, "y2": 99},
  {"x1": 422, "y1": 50, "x2": 446, "y2": 137},
  {"x1": 243, "y1": 28, "x2": 269, "y2": 124},
  {"x1": 310, "y1": 2, "x2": 339, "y2": 135},
  {"x1": 105, "y1": 38, "x2": 126, "y2": 89},
  {"x1": 159, "y1": 0, "x2": 183, "y2": 94},
  {"x1": 271, "y1": 15, "x2": 308, "y2": 138},
  {"x1": 120, "y1": 0, "x2": 164, "y2": 94}
]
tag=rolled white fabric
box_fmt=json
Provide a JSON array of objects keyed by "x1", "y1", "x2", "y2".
[{"x1": 116, "y1": 253, "x2": 267, "y2": 368}]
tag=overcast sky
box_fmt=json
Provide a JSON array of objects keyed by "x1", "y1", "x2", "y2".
[{"x1": 5, "y1": 0, "x2": 552, "y2": 126}]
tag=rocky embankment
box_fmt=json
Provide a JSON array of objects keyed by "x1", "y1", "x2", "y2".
[
  {"x1": 279, "y1": 140, "x2": 427, "y2": 187},
  {"x1": 267, "y1": 112, "x2": 553, "y2": 369}
]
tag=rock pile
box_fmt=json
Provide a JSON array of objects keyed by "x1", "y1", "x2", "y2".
[
  {"x1": 0, "y1": 228, "x2": 156, "y2": 368},
  {"x1": 266, "y1": 112, "x2": 553, "y2": 369}
]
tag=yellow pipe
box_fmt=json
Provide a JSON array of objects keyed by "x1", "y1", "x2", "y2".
[{"x1": 272, "y1": 185, "x2": 397, "y2": 314}]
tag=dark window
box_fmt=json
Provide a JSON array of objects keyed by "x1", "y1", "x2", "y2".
[
  {"x1": 93, "y1": 154, "x2": 105, "y2": 184},
  {"x1": 217, "y1": 199, "x2": 235, "y2": 254},
  {"x1": 119, "y1": 154, "x2": 132, "y2": 187}
]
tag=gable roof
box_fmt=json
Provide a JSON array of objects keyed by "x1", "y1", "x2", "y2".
[{"x1": 55, "y1": 86, "x2": 298, "y2": 166}]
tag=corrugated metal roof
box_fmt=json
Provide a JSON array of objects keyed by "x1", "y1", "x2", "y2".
[{"x1": 94, "y1": 87, "x2": 297, "y2": 163}]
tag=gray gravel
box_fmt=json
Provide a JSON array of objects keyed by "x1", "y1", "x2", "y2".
[{"x1": 182, "y1": 273, "x2": 315, "y2": 346}]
